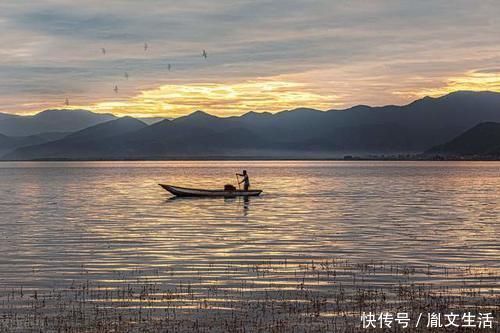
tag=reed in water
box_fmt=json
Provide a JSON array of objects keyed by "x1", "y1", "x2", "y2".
[{"x1": 1, "y1": 258, "x2": 498, "y2": 332}]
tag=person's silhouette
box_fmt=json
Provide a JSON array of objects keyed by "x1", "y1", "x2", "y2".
[{"x1": 237, "y1": 170, "x2": 250, "y2": 191}]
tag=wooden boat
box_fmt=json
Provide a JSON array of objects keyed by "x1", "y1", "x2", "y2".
[{"x1": 159, "y1": 184, "x2": 262, "y2": 197}]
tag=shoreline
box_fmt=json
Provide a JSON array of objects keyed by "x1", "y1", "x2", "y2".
[{"x1": 1, "y1": 156, "x2": 499, "y2": 162}]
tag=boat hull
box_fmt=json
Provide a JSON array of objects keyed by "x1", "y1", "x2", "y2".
[{"x1": 159, "y1": 184, "x2": 262, "y2": 197}]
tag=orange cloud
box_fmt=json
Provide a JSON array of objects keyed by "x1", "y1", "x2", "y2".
[
  {"x1": 397, "y1": 70, "x2": 500, "y2": 100},
  {"x1": 86, "y1": 80, "x2": 339, "y2": 118}
]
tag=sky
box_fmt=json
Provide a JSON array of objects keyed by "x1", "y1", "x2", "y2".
[{"x1": 0, "y1": 0, "x2": 499, "y2": 118}]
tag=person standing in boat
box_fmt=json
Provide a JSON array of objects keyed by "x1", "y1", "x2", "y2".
[{"x1": 237, "y1": 170, "x2": 250, "y2": 191}]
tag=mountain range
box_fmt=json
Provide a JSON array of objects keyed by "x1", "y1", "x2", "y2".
[
  {"x1": 427, "y1": 122, "x2": 500, "y2": 157},
  {"x1": 1, "y1": 91, "x2": 500, "y2": 160},
  {"x1": 0, "y1": 132, "x2": 68, "y2": 156},
  {"x1": 0, "y1": 109, "x2": 116, "y2": 136}
]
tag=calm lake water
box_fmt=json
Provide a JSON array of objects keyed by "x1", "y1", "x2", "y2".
[{"x1": 0, "y1": 161, "x2": 499, "y2": 331}]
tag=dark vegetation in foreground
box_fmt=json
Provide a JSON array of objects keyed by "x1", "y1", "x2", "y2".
[{"x1": 1, "y1": 259, "x2": 498, "y2": 332}]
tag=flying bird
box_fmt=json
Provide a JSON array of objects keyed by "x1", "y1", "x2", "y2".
[
  {"x1": 114, "y1": 85, "x2": 119, "y2": 94},
  {"x1": 124, "y1": 72, "x2": 129, "y2": 80},
  {"x1": 101, "y1": 48, "x2": 106, "y2": 55},
  {"x1": 202, "y1": 49, "x2": 207, "y2": 59},
  {"x1": 144, "y1": 42, "x2": 148, "y2": 51}
]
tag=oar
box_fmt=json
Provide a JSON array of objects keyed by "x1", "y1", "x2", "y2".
[{"x1": 235, "y1": 174, "x2": 241, "y2": 190}]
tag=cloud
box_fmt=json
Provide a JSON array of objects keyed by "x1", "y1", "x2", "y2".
[
  {"x1": 0, "y1": 0, "x2": 499, "y2": 116},
  {"x1": 90, "y1": 79, "x2": 339, "y2": 118},
  {"x1": 474, "y1": 68, "x2": 500, "y2": 74}
]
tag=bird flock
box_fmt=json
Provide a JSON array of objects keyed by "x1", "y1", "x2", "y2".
[{"x1": 64, "y1": 45, "x2": 208, "y2": 106}]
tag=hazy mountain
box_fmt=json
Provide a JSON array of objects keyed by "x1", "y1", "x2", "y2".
[
  {"x1": 4, "y1": 117, "x2": 146, "y2": 160},
  {"x1": 0, "y1": 112, "x2": 21, "y2": 121},
  {"x1": 426, "y1": 122, "x2": 500, "y2": 156},
  {"x1": 0, "y1": 132, "x2": 68, "y2": 156},
  {"x1": 137, "y1": 117, "x2": 168, "y2": 125},
  {"x1": 3, "y1": 91, "x2": 500, "y2": 160},
  {"x1": 158, "y1": 91, "x2": 500, "y2": 155},
  {"x1": 0, "y1": 109, "x2": 116, "y2": 136}
]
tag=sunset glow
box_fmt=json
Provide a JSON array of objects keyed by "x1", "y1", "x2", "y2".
[
  {"x1": 414, "y1": 70, "x2": 500, "y2": 99},
  {"x1": 0, "y1": 1, "x2": 499, "y2": 117},
  {"x1": 89, "y1": 80, "x2": 338, "y2": 118},
  {"x1": 1, "y1": 2, "x2": 499, "y2": 332},
  {"x1": 70, "y1": 70, "x2": 500, "y2": 118}
]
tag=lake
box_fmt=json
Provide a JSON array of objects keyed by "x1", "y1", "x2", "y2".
[{"x1": 0, "y1": 161, "x2": 499, "y2": 331}]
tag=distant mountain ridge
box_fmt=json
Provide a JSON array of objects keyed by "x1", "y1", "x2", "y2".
[
  {"x1": 0, "y1": 132, "x2": 69, "y2": 156},
  {"x1": 5, "y1": 117, "x2": 147, "y2": 160},
  {"x1": 427, "y1": 122, "x2": 500, "y2": 156},
  {"x1": 0, "y1": 112, "x2": 21, "y2": 121},
  {"x1": 0, "y1": 109, "x2": 116, "y2": 136},
  {"x1": 2, "y1": 91, "x2": 500, "y2": 160}
]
